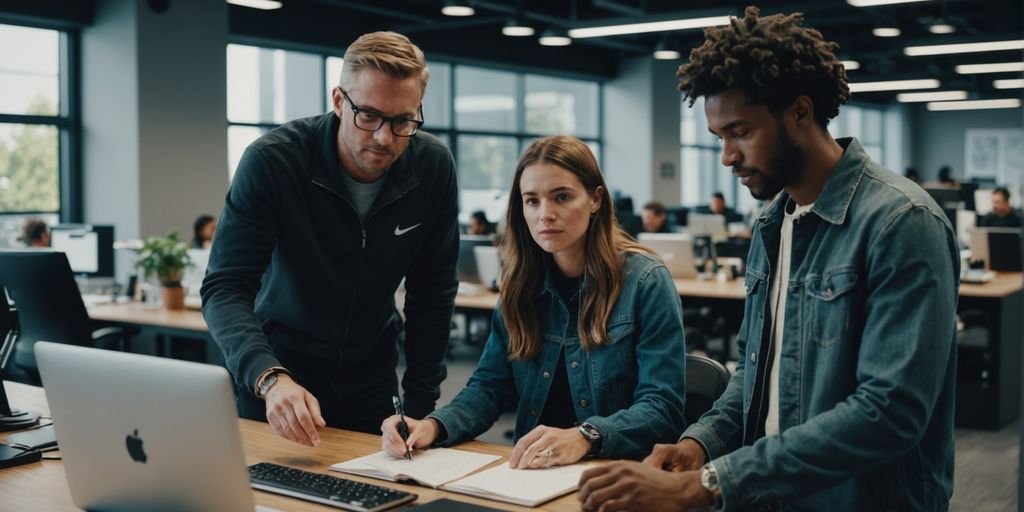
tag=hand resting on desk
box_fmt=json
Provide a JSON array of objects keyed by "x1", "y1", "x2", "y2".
[{"x1": 264, "y1": 374, "x2": 326, "y2": 447}]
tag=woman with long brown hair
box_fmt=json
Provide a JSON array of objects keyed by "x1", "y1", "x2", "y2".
[{"x1": 382, "y1": 135, "x2": 686, "y2": 467}]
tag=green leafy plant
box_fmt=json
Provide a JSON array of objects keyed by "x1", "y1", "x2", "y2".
[{"x1": 135, "y1": 231, "x2": 192, "y2": 287}]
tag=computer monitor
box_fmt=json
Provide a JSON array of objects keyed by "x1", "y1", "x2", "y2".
[
  {"x1": 638, "y1": 233, "x2": 698, "y2": 279},
  {"x1": 49, "y1": 224, "x2": 115, "y2": 278},
  {"x1": 969, "y1": 227, "x2": 1023, "y2": 272},
  {"x1": 924, "y1": 187, "x2": 965, "y2": 210},
  {"x1": 457, "y1": 235, "x2": 494, "y2": 284},
  {"x1": 615, "y1": 211, "x2": 642, "y2": 240},
  {"x1": 686, "y1": 213, "x2": 728, "y2": 242}
]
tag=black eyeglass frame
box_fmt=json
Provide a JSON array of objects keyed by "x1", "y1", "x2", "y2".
[{"x1": 339, "y1": 88, "x2": 425, "y2": 137}]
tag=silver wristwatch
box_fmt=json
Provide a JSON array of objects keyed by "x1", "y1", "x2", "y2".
[{"x1": 701, "y1": 463, "x2": 720, "y2": 492}]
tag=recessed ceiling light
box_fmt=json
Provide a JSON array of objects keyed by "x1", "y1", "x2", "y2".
[
  {"x1": 441, "y1": 2, "x2": 475, "y2": 17},
  {"x1": 897, "y1": 90, "x2": 968, "y2": 102},
  {"x1": 927, "y1": 98, "x2": 1021, "y2": 111},
  {"x1": 568, "y1": 15, "x2": 731, "y2": 38},
  {"x1": 994, "y1": 79, "x2": 1024, "y2": 89},
  {"x1": 539, "y1": 29, "x2": 572, "y2": 47},
  {"x1": 955, "y1": 62, "x2": 1024, "y2": 74},
  {"x1": 653, "y1": 50, "x2": 682, "y2": 60},
  {"x1": 848, "y1": 0, "x2": 931, "y2": 6},
  {"x1": 928, "y1": 23, "x2": 956, "y2": 34},
  {"x1": 226, "y1": 0, "x2": 282, "y2": 9},
  {"x1": 841, "y1": 60, "x2": 861, "y2": 71},
  {"x1": 502, "y1": 19, "x2": 535, "y2": 37},
  {"x1": 849, "y1": 78, "x2": 940, "y2": 93},
  {"x1": 873, "y1": 27, "x2": 901, "y2": 37},
  {"x1": 905, "y1": 39, "x2": 1024, "y2": 56}
]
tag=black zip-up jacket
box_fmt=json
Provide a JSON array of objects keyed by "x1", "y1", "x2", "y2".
[{"x1": 201, "y1": 113, "x2": 458, "y2": 418}]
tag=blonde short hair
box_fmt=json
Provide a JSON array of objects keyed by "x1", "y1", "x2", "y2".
[{"x1": 339, "y1": 31, "x2": 429, "y2": 96}]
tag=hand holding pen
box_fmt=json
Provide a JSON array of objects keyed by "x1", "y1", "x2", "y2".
[{"x1": 392, "y1": 395, "x2": 413, "y2": 460}]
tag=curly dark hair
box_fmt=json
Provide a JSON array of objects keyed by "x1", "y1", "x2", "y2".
[{"x1": 677, "y1": 5, "x2": 850, "y2": 129}]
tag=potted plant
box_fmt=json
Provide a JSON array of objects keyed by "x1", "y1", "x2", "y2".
[{"x1": 135, "y1": 231, "x2": 192, "y2": 310}]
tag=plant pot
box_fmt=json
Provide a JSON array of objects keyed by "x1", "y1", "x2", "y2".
[{"x1": 161, "y1": 286, "x2": 185, "y2": 310}]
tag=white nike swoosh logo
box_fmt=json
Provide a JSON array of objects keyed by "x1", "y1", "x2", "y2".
[{"x1": 394, "y1": 223, "x2": 423, "y2": 236}]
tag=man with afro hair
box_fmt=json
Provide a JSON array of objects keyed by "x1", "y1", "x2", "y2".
[{"x1": 580, "y1": 6, "x2": 958, "y2": 511}]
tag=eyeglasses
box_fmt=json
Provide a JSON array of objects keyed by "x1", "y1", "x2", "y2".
[{"x1": 339, "y1": 89, "x2": 424, "y2": 137}]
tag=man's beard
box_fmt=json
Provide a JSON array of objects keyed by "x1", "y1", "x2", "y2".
[{"x1": 737, "y1": 123, "x2": 805, "y2": 201}]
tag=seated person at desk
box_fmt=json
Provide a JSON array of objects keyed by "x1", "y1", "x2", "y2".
[
  {"x1": 20, "y1": 218, "x2": 50, "y2": 247},
  {"x1": 467, "y1": 210, "x2": 495, "y2": 236},
  {"x1": 192, "y1": 214, "x2": 216, "y2": 249},
  {"x1": 382, "y1": 135, "x2": 687, "y2": 467},
  {"x1": 977, "y1": 187, "x2": 1021, "y2": 228},
  {"x1": 641, "y1": 201, "x2": 672, "y2": 233},
  {"x1": 708, "y1": 191, "x2": 745, "y2": 224}
]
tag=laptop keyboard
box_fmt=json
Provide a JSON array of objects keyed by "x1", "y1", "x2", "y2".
[{"x1": 248, "y1": 462, "x2": 417, "y2": 512}]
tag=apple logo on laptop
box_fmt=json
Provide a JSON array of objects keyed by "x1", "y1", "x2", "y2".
[{"x1": 125, "y1": 429, "x2": 147, "y2": 463}]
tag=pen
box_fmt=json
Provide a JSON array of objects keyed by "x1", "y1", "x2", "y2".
[{"x1": 392, "y1": 395, "x2": 413, "y2": 460}]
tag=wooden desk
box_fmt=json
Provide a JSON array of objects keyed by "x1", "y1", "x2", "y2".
[
  {"x1": 89, "y1": 302, "x2": 208, "y2": 333},
  {"x1": 0, "y1": 382, "x2": 581, "y2": 511}
]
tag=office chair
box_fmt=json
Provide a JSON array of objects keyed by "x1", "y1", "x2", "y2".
[
  {"x1": 685, "y1": 354, "x2": 731, "y2": 425},
  {"x1": 0, "y1": 250, "x2": 128, "y2": 386}
]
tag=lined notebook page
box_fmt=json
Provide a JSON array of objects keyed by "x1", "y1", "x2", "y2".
[
  {"x1": 330, "y1": 449, "x2": 500, "y2": 488},
  {"x1": 442, "y1": 463, "x2": 592, "y2": 507}
]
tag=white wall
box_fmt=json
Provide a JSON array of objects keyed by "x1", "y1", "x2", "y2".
[
  {"x1": 602, "y1": 57, "x2": 682, "y2": 209},
  {"x1": 911, "y1": 104, "x2": 1023, "y2": 183},
  {"x1": 82, "y1": 0, "x2": 228, "y2": 285}
]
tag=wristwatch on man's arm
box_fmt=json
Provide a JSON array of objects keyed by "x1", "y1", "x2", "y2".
[
  {"x1": 254, "y1": 367, "x2": 291, "y2": 399},
  {"x1": 701, "y1": 462, "x2": 724, "y2": 508}
]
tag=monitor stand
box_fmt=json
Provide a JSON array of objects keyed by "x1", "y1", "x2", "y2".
[
  {"x1": 0, "y1": 383, "x2": 40, "y2": 432},
  {"x1": 0, "y1": 327, "x2": 40, "y2": 431}
]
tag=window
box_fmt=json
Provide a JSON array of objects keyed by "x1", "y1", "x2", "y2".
[
  {"x1": 227, "y1": 44, "x2": 326, "y2": 179},
  {"x1": 227, "y1": 45, "x2": 603, "y2": 223},
  {"x1": 680, "y1": 97, "x2": 749, "y2": 212},
  {"x1": 0, "y1": 23, "x2": 74, "y2": 247}
]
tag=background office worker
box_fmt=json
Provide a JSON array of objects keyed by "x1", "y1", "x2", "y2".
[
  {"x1": 20, "y1": 218, "x2": 50, "y2": 247},
  {"x1": 192, "y1": 214, "x2": 216, "y2": 249},
  {"x1": 381, "y1": 135, "x2": 687, "y2": 467},
  {"x1": 977, "y1": 187, "x2": 1021, "y2": 227},
  {"x1": 640, "y1": 201, "x2": 672, "y2": 233},
  {"x1": 202, "y1": 31, "x2": 458, "y2": 446},
  {"x1": 580, "y1": 7, "x2": 958, "y2": 511}
]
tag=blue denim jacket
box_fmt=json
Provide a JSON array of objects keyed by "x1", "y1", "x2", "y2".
[
  {"x1": 683, "y1": 138, "x2": 958, "y2": 511},
  {"x1": 430, "y1": 251, "x2": 687, "y2": 459}
]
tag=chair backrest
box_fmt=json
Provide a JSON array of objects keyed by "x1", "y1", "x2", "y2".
[
  {"x1": 685, "y1": 354, "x2": 731, "y2": 425},
  {"x1": 0, "y1": 250, "x2": 93, "y2": 374}
]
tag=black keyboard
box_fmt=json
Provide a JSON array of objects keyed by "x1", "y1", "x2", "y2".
[{"x1": 248, "y1": 462, "x2": 417, "y2": 512}]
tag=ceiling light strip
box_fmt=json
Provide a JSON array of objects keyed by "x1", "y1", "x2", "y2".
[
  {"x1": 905, "y1": 40, "x2": 1024, "y2": 56},
  {"x1": 568, "y1": 16, "x2": 731, "y2": 39},
  {"x1": 897, "y1": 90, "x2": 967, "y2": 102},
  {"x1": 926, "y1": 99, "x2": 1021, "y2": 111},
  {"x1": 849, "y1": 79, "x2": 940, "y2": 93}
]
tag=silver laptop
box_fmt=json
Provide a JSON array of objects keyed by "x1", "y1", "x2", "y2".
[
  {"x1": 34, "y1": 342, "x2": 255, "y2": 512},
  {"x1": 638, "y1": 233, "x2": 699, "y2": 279}
]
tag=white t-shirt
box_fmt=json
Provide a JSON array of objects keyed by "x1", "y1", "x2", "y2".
[{"x1": 765, "y1": 199, "x2": 815, "y2": 437}]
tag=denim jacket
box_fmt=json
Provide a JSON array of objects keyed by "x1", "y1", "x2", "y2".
[
  {"x1": 682, "y1": 138, "x2": 959, "y2": 511},
  {"x1": 430, "y1": 251, "x2": 687, "y2": 459}
]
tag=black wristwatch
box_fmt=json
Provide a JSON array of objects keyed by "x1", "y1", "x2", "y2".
[
  {"x1": 578, "y1": 422, "x2": 603, "y2": 456},
  {"x1": 256, "y1": 368, "x2": 289, "y2": 399}
]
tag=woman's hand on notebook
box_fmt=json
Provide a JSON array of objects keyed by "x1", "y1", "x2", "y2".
[
  {"x1": 508, "y1": 425, "x2": 589, "y2": 469},
  {"x1": 381, "y1": 415, "x2": 439, "y2": 458}
]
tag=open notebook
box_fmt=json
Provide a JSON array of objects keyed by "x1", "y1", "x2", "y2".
[
  {"x1": 441, "y1": 462, "x2": 592, "y2": 507},
  {"x1": 332, "y1": 449, "x2": 590, "y2": 507},
  {"x1": 330, "y1": 449, "x2": 500, "y2": 489}
]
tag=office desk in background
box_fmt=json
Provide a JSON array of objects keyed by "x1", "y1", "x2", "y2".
[{"x1": 0, "y1": 382, "x2": 582, "y2": 512}]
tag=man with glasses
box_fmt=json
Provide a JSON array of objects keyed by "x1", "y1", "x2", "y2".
[{"x1": 202, "y1": 32, "x2": 459, "y2": 446}]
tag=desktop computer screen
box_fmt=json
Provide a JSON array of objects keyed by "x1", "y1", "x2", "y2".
[
  {"x1": 969, "y1": 227, "x2": 1023, "y2": 272},
  {"x1": 49, "y1": 224, "x2": 115, "y2": 277},
  {"x1": 687, "y1": 213, "x2": 728, "y2": 242},
  {"x1": 457, "y1": 235, "x2": 494, "y2": 284}
]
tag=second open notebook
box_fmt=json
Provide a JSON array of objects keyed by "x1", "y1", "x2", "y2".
[
  {"x1": 331, "y1": 449, "x2": 592, "y2": 508},
  {"x1": 330, "y1": 449, "x2": 501, "y2": 489}
]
